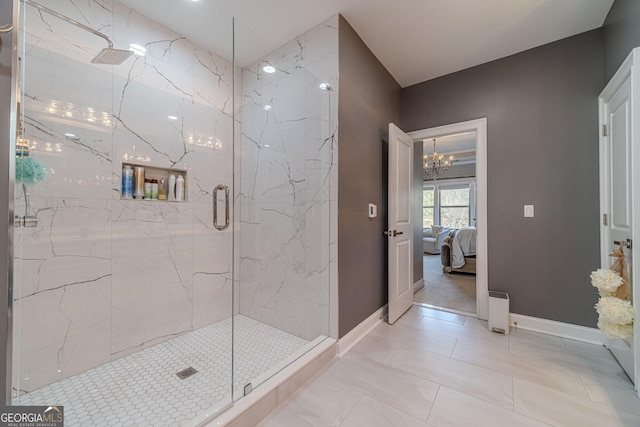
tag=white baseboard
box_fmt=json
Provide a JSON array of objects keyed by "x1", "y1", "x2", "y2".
[
  {"x1": 413, "y1": 278, "x2": 425, "y2": 294},
  {"x1": 510, "y1": 313, "x2": 603, "y2": 345},
  {"x1": 337, "y1": 305, "x2": 386, "y2": 357}
]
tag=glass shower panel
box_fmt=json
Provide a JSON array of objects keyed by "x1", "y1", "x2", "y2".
[
  {"x1": 233, "y1": 16, "x2": 337, "y2": 397},
  {"x1": 12, "y1": 1, "x2": 235, "y2": 425}
]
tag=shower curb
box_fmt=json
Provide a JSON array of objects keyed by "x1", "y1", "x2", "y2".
[{"x1": 203, "y1": 338, "x2": 336, "y2": 427}]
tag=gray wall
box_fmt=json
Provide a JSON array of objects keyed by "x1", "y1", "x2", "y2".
[
  {"x1": 401, "y1": 29, "x2": 603, "y2": 327},
  {"x1": 603, "y1": 0, "x2": 640, "y2": 82},
  {"x1": 338, "y1": 16, "x2": 401, "y2": 337},
  {"x1": 0, "y1": 0, "x2": 15, "y2": 405}
]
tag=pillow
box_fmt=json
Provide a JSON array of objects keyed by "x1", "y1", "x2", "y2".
[{"x1": 431, "y1": 225, "x2": 443, "y2": 236}]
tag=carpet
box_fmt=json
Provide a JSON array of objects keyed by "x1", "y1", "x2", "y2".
[{"x1": 415, "y1": 254, "x2": 476, "y2": 313}]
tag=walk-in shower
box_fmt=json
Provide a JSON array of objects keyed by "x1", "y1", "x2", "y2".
[{"x1": 5, "y1": 1, "x2": 337, "y2": 425}]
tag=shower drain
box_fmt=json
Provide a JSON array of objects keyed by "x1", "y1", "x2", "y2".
[{"x1": 176, "y1": 367, "x2": 198, "y2": 380}]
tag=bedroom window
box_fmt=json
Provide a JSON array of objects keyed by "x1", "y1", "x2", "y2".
[
  {"x1": 423, "y1": 179, "x2": 475, "y2": 230},
  {"x1": 423, "y1": 186, "x2": 435, "y2": 228},
  {"x1": 439, "y1": 186, "x2": 470, "y2": 228}
]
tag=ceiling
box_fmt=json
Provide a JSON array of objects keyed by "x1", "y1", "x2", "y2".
[
  {"x1": 423, "y1": 132, "x2": 476, "y2": 155},
  {"x1": 121, "y1": 0, "x2": 614, "y2": 88}
]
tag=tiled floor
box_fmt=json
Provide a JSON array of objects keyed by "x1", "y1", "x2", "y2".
[
  {"x1": 258, "y1": 305, "x2": 640, "y2": 426},
  {"x1": 14, "y1": 315, "x2": 309, "y2": 427}
]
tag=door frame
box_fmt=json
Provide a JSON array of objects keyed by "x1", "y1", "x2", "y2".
[
  {"x1": 598, "y1": 47, "x2": 640, "y2": 392},
  {"x1": 408, "y1": 118, "x2": 488, "y2": 320}
]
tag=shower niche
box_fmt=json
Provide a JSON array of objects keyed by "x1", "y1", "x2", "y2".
[{"x1": 120, "y1": 162, "x2": 187, "y2": 202}]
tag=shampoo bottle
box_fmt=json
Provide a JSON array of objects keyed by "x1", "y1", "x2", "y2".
[
  {"x1": 168, "y1": 174, "x2": 176, "y2": 201},
  {"x1": 158, "y1": 177, "x2": 167, "y2": 200},
  {"x1": 176, "y1": 174, "x2": 185, "y2": 202},
  {"x1": 134, "y1": 166, "x2": 145, "y2": 199},
  {"x1": 151, "y1": 179, "x2": 158, "y2": 200},
  {"x1": 122, "y1": 164, "x2": 133, "y2": 199}
]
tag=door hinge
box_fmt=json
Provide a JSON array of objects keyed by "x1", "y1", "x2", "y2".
[
  {"x1": 602, "y1": 124, "x2": 608, "y2": 137},
  {"x1": 603, "y1": 213, "x2": 608, "y2": 226}
]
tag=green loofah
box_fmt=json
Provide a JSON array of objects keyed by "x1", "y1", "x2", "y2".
[{"x1": 16, "y1": 156, "x2": 46, "y2": 184}]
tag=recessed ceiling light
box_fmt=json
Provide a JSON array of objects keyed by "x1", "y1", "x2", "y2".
[
  {"x1": 64, "y1": 133, "x2": 75, "y2": 137},
  {"x1": 168, "y1": 115, "x2": 178, "y2": 120},
  {"x1": 319, "y1": 82, "x2": 332, "y2": 91},
  {"x1": 264, "y1": 144, "x2": 270, "y2": 148},
  {"x1": 263, "y1": 65, "x2": 276, "y2": 74},
  {"x1": 129, "y1": 44, "x2": 147, "y2": 57},
  {"x1": 263, "y1": 105, "x2": 272, "y2": 111}
]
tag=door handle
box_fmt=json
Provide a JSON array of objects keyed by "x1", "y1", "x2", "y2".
[
  {"x1": 384, "y1": 230, "x2": 404, "y2": 237},
  {"x1": 394, "y1": 230, "x2": 403, "y2": 236},
  {"x1": 614, "y1": 239, "x2": 632, "y2": 250},
  {"x1": 213, "y1": 184, "x2": 230, "y2": 231}
]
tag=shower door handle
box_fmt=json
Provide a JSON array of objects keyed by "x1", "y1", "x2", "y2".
[
  {"x1": 0, "y1": 24, "x2": 13, "y2": 33},
  {"x1": 213, "y1": 184, "x2": 230, "y2": 231}
]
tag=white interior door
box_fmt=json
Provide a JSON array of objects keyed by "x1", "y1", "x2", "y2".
[
  {"x1": 388, "y1": 124, "x2": 414, "y2": 324},
  {"x1": 600, "y1": 68, "x2": 635, "y2": 385}
]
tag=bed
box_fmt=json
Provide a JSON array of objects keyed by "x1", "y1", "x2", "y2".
[{"x1": 440, "y1": 227, "x2": 477, "y2": 274}]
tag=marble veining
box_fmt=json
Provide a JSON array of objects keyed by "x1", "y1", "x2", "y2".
[
  {"x1": 14, "y1": 0, "x2": 235, "y2": 394},
  {"x1": 13, "y1": 0, "x2": 336, "y2": 416},
  {"x1": 239, "y1": 16, "x2": 338, "y2": 340}
]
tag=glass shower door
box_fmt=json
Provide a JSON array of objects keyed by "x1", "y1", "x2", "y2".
[
  {"x1": 11, "y1": 1, "x2": 236, "y2": 425},
  {"x1": 232, "y1": 15, "x2": 336, "y2": 398}
]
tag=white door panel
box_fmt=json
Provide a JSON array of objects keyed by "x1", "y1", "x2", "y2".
[
  {"x1": 609, "y1": 80, "x2": 632, "y2": 234},
  {"x1": 394, "y1": 239, "x2": 411, "y2": 298},
  {"x1": 388, "y1": 123, "x2": 414, "y2": 324}
]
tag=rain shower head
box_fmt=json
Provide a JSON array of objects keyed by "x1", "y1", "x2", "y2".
[
  {"x1": 91, "y1": 48, "x2": 134, "y2": 65},
  {"x1": 24, "y1": 0, "x2": 134, "y2": 65}
]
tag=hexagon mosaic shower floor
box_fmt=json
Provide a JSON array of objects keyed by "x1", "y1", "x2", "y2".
[{"x1": 13, "y1": 315, "x2": 310, "y2": 426}]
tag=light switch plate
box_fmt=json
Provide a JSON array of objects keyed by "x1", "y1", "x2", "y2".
[
  {"x1": 524, "y1": 204, "x2": 534, "y2": 218},
  {"x1": 368, "y1": 203, "x2": 377, "y2": 218}
]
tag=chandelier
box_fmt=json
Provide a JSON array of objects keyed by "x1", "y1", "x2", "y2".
[{"x1": 423, "y1": 138, "x2": 454, "y2": 178}]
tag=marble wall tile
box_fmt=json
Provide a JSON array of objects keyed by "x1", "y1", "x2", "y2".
[
  {"x1": 13, "y1": 196, "x2": 113, "y2": 394},
  {"x1": 110, "y1": 57, "x2": 195, "y2": 172},
  {"x1": 239, "y1": 16, "x2": 337, "y2": 340},
  {"x1": 192, "y1": 107, "x2": 234, "y2": 194},
  {"x1": 192, "y1": 269, "x2": 233, "y2": 330},
  {"x1": 13, "y1": 279, "x2": 112, "y2": 395},
  {"x1": 14, "y1": 197, "x2": 112, "y2": 298},
  {"x1": 258, "y1": 35, "x2": 305, "y2": 81},
  {"x1": 21, "y1": 50, "x2": 114, "y2": 199},
  {"x1": 110, "y1": 200, "x2": 195, "y2": 358},
  {"x1": 193, "y1": 46, "x2": 234, "y2": 117},
  {"x1": 193, "y1": 176, "x2": 233, "y2": 329}
]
